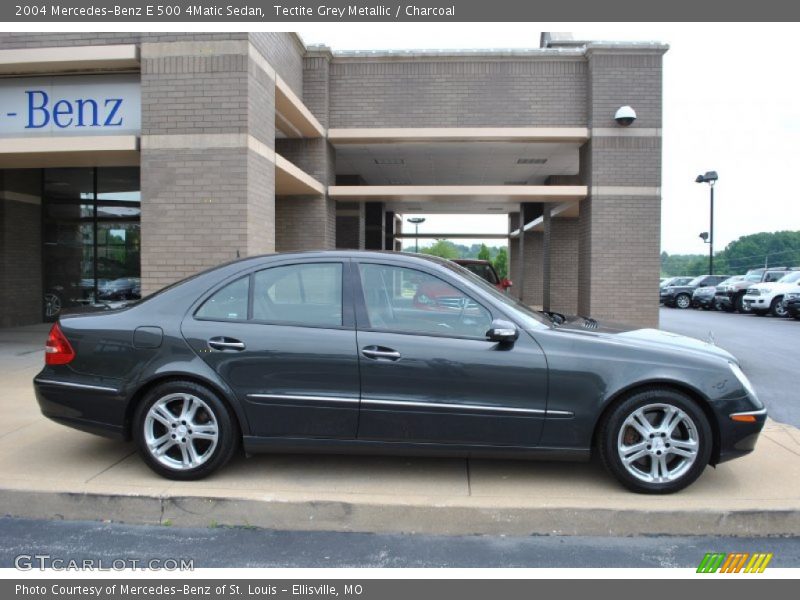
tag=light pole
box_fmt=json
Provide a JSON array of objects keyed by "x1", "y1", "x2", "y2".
[
  {"x1": 407, "y1": 217, "x2": 425, "y2": 253},
  {"x1": 695, "y1": 171, "x2": 718, "y2": 274}
]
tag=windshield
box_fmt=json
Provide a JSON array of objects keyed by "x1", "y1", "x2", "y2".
[
  {"x1": 688, "y1": 276, "x2": 706, "y2": 286},
  {"x1": 778, "y1": 271, "x2": 800, "y2": 284},
  {"x1": 432, "y1": 258, "x2": 550, "y2": 329}
]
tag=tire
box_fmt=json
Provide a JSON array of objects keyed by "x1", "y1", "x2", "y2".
[
  {"x1": 43, "y1": 292, "x2": 62, "y2": 321},
  {"x1": 596, "y1": 388, "x2": 712, "y2": 494},
  {"x1": 735, "y1": 293, "x2": 750, "y2": 313},
  {"x1": 133, "y1": 380, "x2": 239, "y2": 480},
  {"x1": 770, "y1": 296, "x2": 788, "y2": 318},
  {"x1": 675, "y1": 294, "x2": 691, "y2": 309}
]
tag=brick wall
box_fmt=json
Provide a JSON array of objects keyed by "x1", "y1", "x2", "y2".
[
  {"x1": 521, "y1": 231, "x2": 544, "y2": 306},
  {"x1": 328, "y1": 57, "x2": 587, "y2": 127},
  {"x1": 548, "y1": 218, "x2": 579, "y2": 315},
  {"x1": 249, "y1": 32, "x2": 305, "y2": 97}
]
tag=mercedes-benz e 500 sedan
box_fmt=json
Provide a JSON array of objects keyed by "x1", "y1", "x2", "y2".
[{"x1": 34, "y1": 252, "x2": 766, "y2": 493}]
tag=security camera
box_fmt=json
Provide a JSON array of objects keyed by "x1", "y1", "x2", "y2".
[{"x1": 614, "y1": 105, "x2": 637, "y2": 127}]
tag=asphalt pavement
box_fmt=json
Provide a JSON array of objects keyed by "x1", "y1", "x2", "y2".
[
  {"x1": 1, "y1": 516, "x2": 799, "y2": 568},
  {"x1": 659, "y1": 307, "x2": 799, "y2": 428}
]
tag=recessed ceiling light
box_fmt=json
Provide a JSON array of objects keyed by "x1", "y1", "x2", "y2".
[
  {"x1": 374, "y1": 158, "x2": 405, "y2": 165},
  {"x1": 516, "y1": 158, "x2": 547, "y2": 164}
]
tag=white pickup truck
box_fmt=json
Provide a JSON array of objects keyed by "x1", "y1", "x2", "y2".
[{"x1": 742, "y1": 270, "x2": 800, "y2": 317}]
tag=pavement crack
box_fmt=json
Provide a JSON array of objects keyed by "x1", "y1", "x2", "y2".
[{"x1": 83, "y1": 450, "x2": 136, "y2": 484}]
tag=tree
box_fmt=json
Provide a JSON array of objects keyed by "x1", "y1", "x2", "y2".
[
  {"x1": 419, "y1": 239, "x2": 460, "y2": 259},
  {"x1": 493, "y1": 247, "x2": 508, "y2": 279},
  {"x1": 477, "y1": 243, "x2": 492, "y2": 261}
]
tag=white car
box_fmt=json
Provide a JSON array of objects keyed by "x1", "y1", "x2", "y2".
[{"x1": 743, "y1": 270, "x2": 800, "y2": 317}]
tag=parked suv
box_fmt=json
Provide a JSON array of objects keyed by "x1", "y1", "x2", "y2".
[
  {"x1": 715, "y1": 267, "x2": 793, "y2": 313},
  {"x1": 661, "y1": 274, "x2": 731, "y2": 309},
  {"x1": 743, "y1": 270, "x2": 800, "y2": 317}
]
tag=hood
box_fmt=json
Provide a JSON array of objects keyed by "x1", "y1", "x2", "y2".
[
  {"x1": 750, "y1": 281, "x2": 799, "y2": 293},
  {"x1": 550, "y1": 315, "x2": 736, "y2": 363}
]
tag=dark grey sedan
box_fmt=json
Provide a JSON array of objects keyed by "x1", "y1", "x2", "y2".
[{"x1": 34, "y1": 251, "x2": 766, "y2": 493}]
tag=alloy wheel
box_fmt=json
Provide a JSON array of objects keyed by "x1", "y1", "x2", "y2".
[
  {"x1": 143, "y1": 393, "x2": 219, "y2": 471},
  {"x1": 44, "y1": 293, "x2": 61, "y2": 318},
  {"x1": 616, "y1": 403, "x2": 700, "y2": 484},
  {"x1": 676, "y1": 295, "x2": 691, "y2": 309}
]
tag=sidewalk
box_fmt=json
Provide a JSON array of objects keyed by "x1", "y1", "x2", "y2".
[{"x1": 2, "y1": 324, "x2": 799, "y2": 536}]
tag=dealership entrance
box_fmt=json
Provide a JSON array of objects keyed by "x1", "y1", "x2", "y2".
[
  {"x1": 0, "y1": 167, "x2": 140, "y2": 323},
  {"x1": 41, "y1": 167, "x2": 141, "y2": 319}
]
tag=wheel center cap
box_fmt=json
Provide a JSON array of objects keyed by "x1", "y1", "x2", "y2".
[
  {"x1": 651, "y1": 437, "x2": 665, "y2": 452},
  {"x1": 177, "y1": 425, "x2": 188, "y2": 436}
]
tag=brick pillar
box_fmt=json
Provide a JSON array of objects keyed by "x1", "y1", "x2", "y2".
[
  {"x1": 275, "y1": 48, "x2": 336, "y2": 252},
  {"x1": 579, "y1": 45, "x2": 666, "y2": 327},
  {"x1": 549, "y1": 218, "x2": 579, "y2": 315},
  {"x1": 139, "y1": 37, "x2": 276, "y2": 294}
]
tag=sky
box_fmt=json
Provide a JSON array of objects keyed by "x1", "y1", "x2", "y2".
[{"x1": 298, "y1": 23, "x2": 800, "y2": 254}]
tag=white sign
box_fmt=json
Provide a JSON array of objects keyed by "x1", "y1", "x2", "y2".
[{"x1": 0, "y1": 74, "x2": 140, "y2": 138}]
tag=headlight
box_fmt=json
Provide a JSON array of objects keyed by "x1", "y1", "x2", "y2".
[
  {"x1": 729, "y1": 362, "x2": 758, "y2": 400},
  {"x1": 761, "y1": 287, "x2": 772, "y2": 294},
  {"x1": 786, "y1": 293, "x2": 800, "y2": 300}
]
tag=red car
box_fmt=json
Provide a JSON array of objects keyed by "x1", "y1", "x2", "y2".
[{"x1": 452, "y1": 259, "x2": 513, "y2": 292}]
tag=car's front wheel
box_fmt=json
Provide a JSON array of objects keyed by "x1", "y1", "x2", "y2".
[
  {"x1": 675, "y1": 294, "x2": 691, "y2": 309},
  {"x1": 133, "y1": 381, "x2": 239, "y2": 480},
  {"x1": 597, "y1": 389, "x2": 712, "y2": 494},
  {"x1": 770, "y1": 296, "x2": 787, "y2": 318}
]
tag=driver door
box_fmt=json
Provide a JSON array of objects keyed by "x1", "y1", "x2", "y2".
[{"x1": 353, "y1": 260, "x2": 548, "y2": 447}]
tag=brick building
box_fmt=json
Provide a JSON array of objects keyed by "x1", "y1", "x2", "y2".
[{"x1": 0, "y1": 32, "x2": 667, "y2": 328}]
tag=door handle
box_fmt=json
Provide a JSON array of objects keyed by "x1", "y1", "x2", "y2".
[
  {"x1": 361, "y1": 346, "x2": 401, "y2": 361},
  {"x1": 208, "y1": 337, "x2": 246, "y2": 351}
]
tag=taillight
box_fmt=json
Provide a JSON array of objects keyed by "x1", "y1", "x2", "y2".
[{"x1": 45, "y1": 323, "x2": 75, "y2": 365}]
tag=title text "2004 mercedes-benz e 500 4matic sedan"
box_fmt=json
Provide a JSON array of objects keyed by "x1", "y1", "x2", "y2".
[{"x1": 34, "y1": 252, "x2": 766, "y2": 493}]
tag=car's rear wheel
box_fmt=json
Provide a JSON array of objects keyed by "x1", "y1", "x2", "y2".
[
  {"x1": 770, "y1": 296, "x2": 787, "y2": 318},
  {"x1": 134, "y1": 381, "x2": 238, "y2": 480},
  {"x1": 675, "y1": 294, "x2": 691, "y2": 309},
  {"x1": 597, "y1": 389, "x2": 712, "y2": 494}
]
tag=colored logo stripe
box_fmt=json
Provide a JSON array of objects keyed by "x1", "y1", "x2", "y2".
[{"x1": 697, "y1": 552, "x2": 772, "y2": 573}]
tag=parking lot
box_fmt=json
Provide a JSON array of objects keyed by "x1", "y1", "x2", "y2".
[{"x1": 659, "y1": 307, "x2": 799, "y2": 427}]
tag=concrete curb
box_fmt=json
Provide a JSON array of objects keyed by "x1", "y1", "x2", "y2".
[{"x1": 3, "y1": 487, "x2": 800, "y2": 537}]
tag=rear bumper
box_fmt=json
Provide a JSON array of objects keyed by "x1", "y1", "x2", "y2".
[{"x1": 34, "y1": 374, "x2": 128, "y2": 440}]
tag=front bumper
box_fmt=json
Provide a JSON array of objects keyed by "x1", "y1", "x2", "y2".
[
  {"x1": 743, "y1": 295, "x2": 768, "y2": 311},
  {"x1": 692, "y1": 295, "x2": 716, "y2": 308},
  {"x1": 716, "y1": 406, "x2": 767, "y2": 464}
]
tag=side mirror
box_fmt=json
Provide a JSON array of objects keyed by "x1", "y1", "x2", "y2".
[
  {"x1": 501, "y1": 278, "x2": 513, "y2": 289},
  {"x1": 486, "y1": 319, "x2": 519, "y2": 343}
]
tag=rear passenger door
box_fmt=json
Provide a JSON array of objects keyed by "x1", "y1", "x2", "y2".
[{"x1": 181, "y1": 259, "x2": 360, "y2": 439}]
